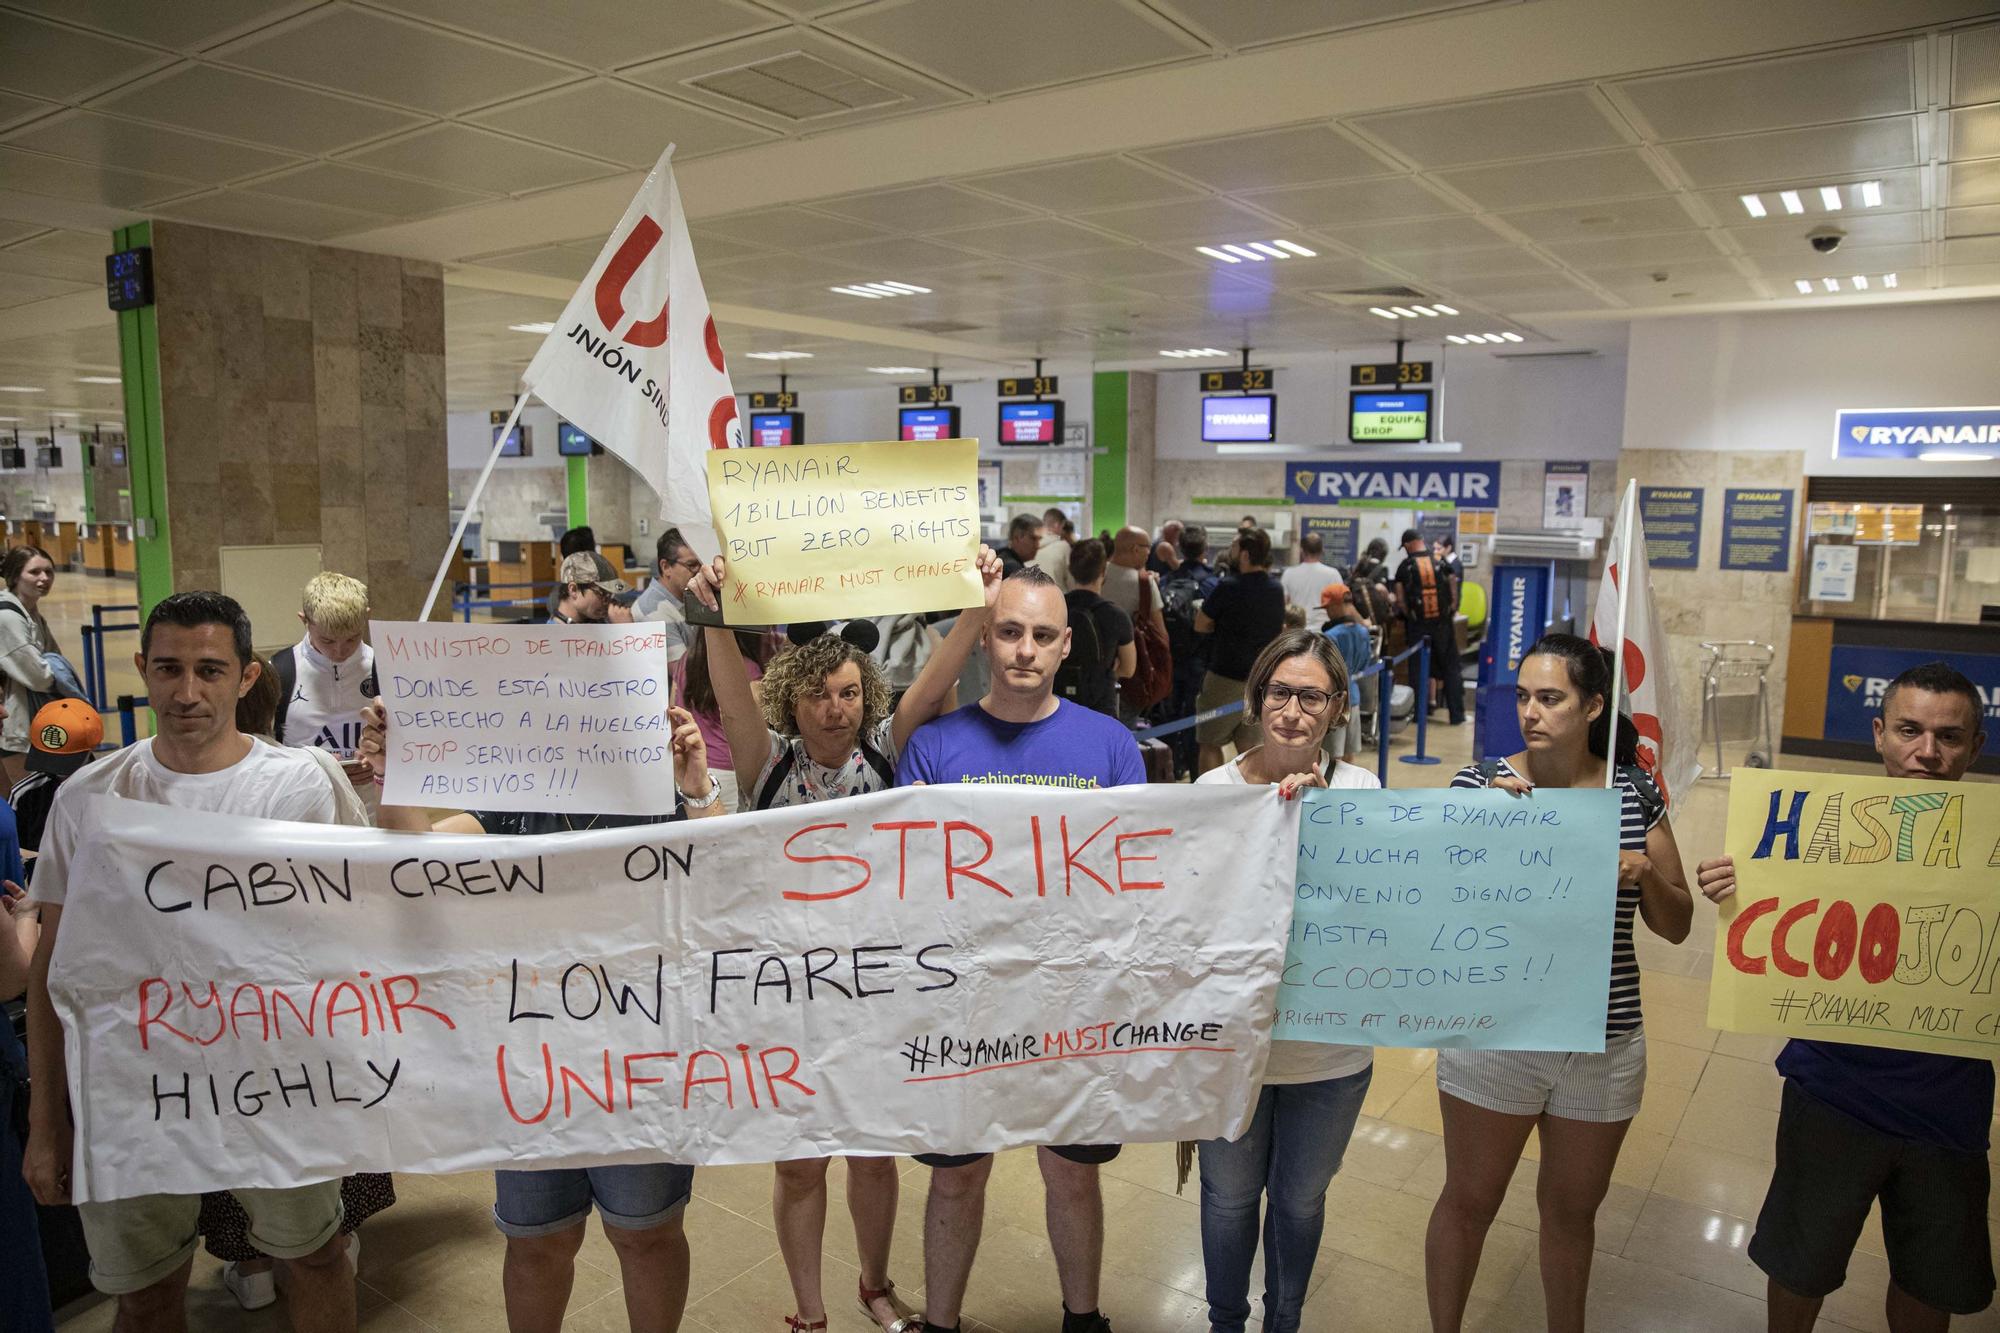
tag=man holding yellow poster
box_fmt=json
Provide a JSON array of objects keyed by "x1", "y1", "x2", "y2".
[
  {"x1": 705, "y1": 439, "x2": 983, "y2": 625},
  {"x1": 1699, "y1": 661, "x2": 1994, "y2": 1329}
]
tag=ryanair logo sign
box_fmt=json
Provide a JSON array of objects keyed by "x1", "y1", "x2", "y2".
[
  {"x1": 1284, "y1": 461, "x2": 1500, "y2": 505},
  {"x1": 1834, "y1": 407, "x2": 2000, "y2": 459}
]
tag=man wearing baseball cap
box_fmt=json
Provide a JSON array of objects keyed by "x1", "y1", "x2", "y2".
[
  {"x1": 10, "y1": 698, "x2": 100, "y2": 852},
  {"x1": 553, "y1": 551, "x2": 629, "y2": 625}
]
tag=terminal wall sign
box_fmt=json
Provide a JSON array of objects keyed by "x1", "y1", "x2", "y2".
[
  {"x1": 899, "y1": 384, "x2": 953, "y2": 404},
  {"x1": 1349, "y1": 361, "x2": 1432, "y2": 386},
  {"x1": 1285, "y1": 461, "x2": 1500, "y2": 506},
  {"x1": 1201, "y1": 368, "x2": 1273, "y2": 393},
  {"x1": 1834, "y1": 407, "x2": 2000, "y2": 459}
]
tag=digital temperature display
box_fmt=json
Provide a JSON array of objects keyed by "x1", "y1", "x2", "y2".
[{"x1": 105, "y1": 247, "x2": 153, "y2": 312}]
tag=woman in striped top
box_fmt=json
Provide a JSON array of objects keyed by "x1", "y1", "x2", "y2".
[{"x1": 1423, "y1": 634, "x2": 1693, "y2": 1333}]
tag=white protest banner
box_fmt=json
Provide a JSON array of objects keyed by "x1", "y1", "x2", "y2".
[
  {"x1": 520, "y1": 147, "x2": 740, "y2": 534},
  {"x1": 53, "y1": 785, "x2": 1295, "y2": 1201},
  {"x1": 707, "y1": 439, "x2": 982, "y2": 623},
  {"x1": 372, "y1": 620, "x2": 672, "y2": 815}
]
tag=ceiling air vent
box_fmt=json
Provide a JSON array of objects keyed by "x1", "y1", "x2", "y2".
[
  {"x1": 1313, "y1": 286, "x2": 1431, "y2": 306},
  {"x1": 690, "y1": 52, "x2": 908, "y2": 121},
  {"x1": 901, "y1": 319, "x2": 982, "y2": 335}
]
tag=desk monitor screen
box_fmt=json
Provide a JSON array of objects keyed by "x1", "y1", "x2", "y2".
[
  {"x1": 556, "y1": 422, "x2": 594, "y2": 456},
  {"x1": 1349, "y1": 390, "x2": 1430, "y2": 443},
  {"x1": 998, "y1": 399, "x2": 1062, "y2": 445},
  {"x1": 899, "y1": 405, "x2": 960, "y2": 441},
  {"x1": 1201, "y1": 394, "x2": 1276, "y2": 443},
  {"x1": 749, "y1": 411, "x2": 802, "y2": 447}
]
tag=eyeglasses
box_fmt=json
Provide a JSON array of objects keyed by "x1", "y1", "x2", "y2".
[
  {"x1": 676, "y1": 559, "x2": 703, "y2": 574},
  {"x1": 1262, "y1": 683, "x2": 1332, "y2": 715}
]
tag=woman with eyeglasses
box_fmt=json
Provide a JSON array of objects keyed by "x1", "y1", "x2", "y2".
[
  {"x1": 1423, "y1": 633, "x2": 1692, "y2": 1333},
  {"x1": 1193, "y1": 628, "x2": 1376, "y2": 1333}
]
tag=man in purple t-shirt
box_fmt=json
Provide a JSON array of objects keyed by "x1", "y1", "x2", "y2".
[
  {"x1": 896, "y1": 566, "x2": 1142, "y2": 1333},
  {"x1": 1697, "y1": 661, "x2": 1994, "y2": 1331}
]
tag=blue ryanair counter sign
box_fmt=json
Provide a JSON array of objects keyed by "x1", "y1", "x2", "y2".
[
  {"x1": 1834, "y1": 406, "x2": 2000, "y2": 459},
  {"x1": 1824, "y1": 644, "x2": 2000, "y2": 743},
  {"x1": 1285, "y1": 461, "x2": 1500, "y2": 505}
]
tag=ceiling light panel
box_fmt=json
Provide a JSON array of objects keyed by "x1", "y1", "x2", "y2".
[{"x1": 743, "y1": 350, "x2": 814, "y2": 360}]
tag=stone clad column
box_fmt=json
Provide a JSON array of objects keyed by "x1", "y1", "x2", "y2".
[{"x1": 132, "y1": 221, "x2": 447, "y2": 619}]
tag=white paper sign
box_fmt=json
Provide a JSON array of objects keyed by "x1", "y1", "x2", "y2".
[
  {"x1": 1808, "y1": 543, "x2": 1859, "y2": 601},
  {"x1": 52, "y1": 786, "x2": 1294, "y2": 1201},
  {"x1": 372, "y1": 620, "x2": 673, "y2": 815}
]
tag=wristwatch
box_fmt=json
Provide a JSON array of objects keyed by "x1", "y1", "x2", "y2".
[{"x1": 678, "y1": 774, "x2": 722, "y2": 808}]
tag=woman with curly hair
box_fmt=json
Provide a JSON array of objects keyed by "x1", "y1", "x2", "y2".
[{"x1": 685, "y1": 545, "x2": 1002, "y2": 1333}]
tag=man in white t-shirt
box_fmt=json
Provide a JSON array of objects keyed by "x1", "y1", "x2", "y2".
[
  {"x1": 1279, "y1": 532, "x2": 1343, "y2": 631},
  {"x1": 1033, "y1": 506, "x2": 1075, "y2": 592},
  {"x1": 23, "y1": 591, "x2": 365, "y2": 1331},
  {"x1": 273, "y1": 571, "x2": 377, "y2": 812}
]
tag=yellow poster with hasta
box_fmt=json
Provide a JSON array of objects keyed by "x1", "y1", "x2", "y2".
[
  {"x1": 706, "y1": 439, "x2": 982, "y2": 623},
  {"x1": 1707, "y1": 769, "x2": 2000, "y2": 1057}
]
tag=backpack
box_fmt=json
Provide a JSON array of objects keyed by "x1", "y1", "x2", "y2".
[
  {"x1": 1158, "y1": 570, "x2": 1203, "y2": 663},
  {"x1": 1122, "y1": 576, "x2": 1172, "y2": 713},
  {"x1": 270, "y1": 646, "x2": 380, "y2": 745},
  {"x1": 1054, "y1": 591, "x2": 1114, "y2": 714}
]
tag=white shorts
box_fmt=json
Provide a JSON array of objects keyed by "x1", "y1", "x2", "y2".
[{"x1": 1436, "y1": 1029, "x2": 1646, "y2": 1123}]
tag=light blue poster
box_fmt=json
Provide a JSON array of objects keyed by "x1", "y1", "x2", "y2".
[{"x1": 1274, "y1": 787, "x2": 1619, "y2": 1052}]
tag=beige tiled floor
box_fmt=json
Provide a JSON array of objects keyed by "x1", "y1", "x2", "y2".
[{"x1": 42, "y1": 572, "x2": 2000, "y2": 1331}]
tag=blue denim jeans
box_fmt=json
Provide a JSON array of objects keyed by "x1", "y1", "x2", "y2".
[
  {"x1": 1, "y1": 1029, "x2": 55, "y2": 1333},
  {"x1": 1197, "y1": 1067, "x2": 1372, "y2": 1333}
]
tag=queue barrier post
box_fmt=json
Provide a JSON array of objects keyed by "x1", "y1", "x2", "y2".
[
  {"x1": 115, "y1": 694, "x2": 139, "y2": 748},
  {"x1": 1375, "y1": 658, "x2": 1392, "y2": 787},
  {"x1": 80, "y1": 624, "x2": 97, "y2": 709},
  {"x1": 1400, "y1": 637, "x2": 1441, "y2": 766}
]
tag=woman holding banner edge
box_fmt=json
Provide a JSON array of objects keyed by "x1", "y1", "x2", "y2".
[
  {"x1": 1423, "y1": 633, "x2": 1693, "y2": 1333},
  {"x1": 1193, "y1": 628, "x2": 1376, "y2": 1333},
  {"x1": 685, "y1": 546, "x2": 1002, "y2": 1333}
]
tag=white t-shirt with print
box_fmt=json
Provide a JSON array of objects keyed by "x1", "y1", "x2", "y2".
[
  {"x1": 749, "y1": 717, "x2": 899, "y2": 809},
  {"x1": 31, "y1": 737, "x2": 363, "y2": 908},
  {"x1": 1198, "y1": 749, "x2": 1377, "y2": 1084}
]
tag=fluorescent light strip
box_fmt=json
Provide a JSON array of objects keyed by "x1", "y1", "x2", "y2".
[
  {"x1": 1819, "y1": 186, "x2": 1843, "y2": 211},
  {"x1": 1883, "y1": 272, "x2": 1898, "y2": 287},
  {"x1": 1160, "y1": 348, "x2": 1228, "y2": 358},
  {"x1": 1499, "y1": 332, "x2": 1524, "y2": 343},
  {"x1": 1196, "y1": 246, "x2": 1240, "y2": 263},
  {"x1": 1249, "y1": 242, "x2": 1289, "y2": 259},
  {"x1": 0, "y1": 386, "x2": 45, "y2": 393},
  {"x1": 1221, "y1": 244, "x2": 1266, "y2": 262},
  {"x1": 76, "y1": 376, "x2": 121, "y2": 384},
  {"x1": 1860, "y1": 180, "x2": 1883, "y2": 208},
  {"x1": 1739, "y1": 194, "x2": 1768, "y2": 218},
  {"x1": 1823, "y1": 277, "x2": 1840, "y2": 292},
  {"x1": 1795, "y1": 279, "x2": 1814, "y2": 294},
  {"x1": 1431, "y1": 303, "x2": 1458, "y2": 316},
  {"x1": 743, "y1": 350, "x2": 813, "y2": 360},
  {"x1": 1390, "y1": 306, "x2": 1420, "y2": 318},
  {"x1": 508, "y1": 321, "x2": 556, "y2": 334},
  {"x1": 1273, "y1": 239, "x2": 1316, "y2": 257},
  {"x1": 1460, "y1": 333, "x2": 1486, "y2": 343},
  {"x1": 831, "y1": 286, "x2": 883, "y2": 298},
  {"x1": 1780, "y1": 191, "x2": 1805, "y2": 215},
  {"x1": 866, "y1": 366, "x2": 927, "y2": 375},
  {"x1": 1369, "y1": 307, "x2": 1399, "y2": 319},
  {"x1": 1446, "y1": 335, "x2": 1468, "y2": 345},
  {"x1": 878, "y1": 281, "x2": 928, "y2": 293},
  {"x1": 1410, "y1": 305, "x2": 1439, "y2": 316},
  {"x1": 1851, "y1": 274, "x2": 1868, "y2": 289}
]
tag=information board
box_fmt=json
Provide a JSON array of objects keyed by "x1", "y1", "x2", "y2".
[
  {"x1": 1638, "y1": 486, "x2": 1703, "y2": 570},
  {"x1": 1720, "y1": 488, "x2": 1794, "y2": 572},
  {"x1": 1300, "y1": 515, "x2": 1360, "y2": 569}
]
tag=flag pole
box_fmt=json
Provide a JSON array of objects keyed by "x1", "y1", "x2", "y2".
[
  {"x1": 1605, "y1": 480, "x2": 1638, "y2": 789},
  {"x1": 420, "y1": 392, "x2": 531, "y2": 622}
]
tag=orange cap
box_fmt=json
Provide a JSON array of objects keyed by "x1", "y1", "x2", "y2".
[{"x1": 32, "y1": 698, "x2": 102, "y2": 755}]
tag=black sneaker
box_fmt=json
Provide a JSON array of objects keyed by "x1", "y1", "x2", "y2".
[{"x1": 1061, "y1": 1310, "x2": 1112, "y2": 1333}]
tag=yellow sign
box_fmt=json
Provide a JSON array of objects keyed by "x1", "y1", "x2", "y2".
[
  {"x1": 706, "y1": 439, "x2": 982, "y2": 624},
  {"x1": 1707, "y1": 769, "x2": 2000, "y2": 1058}
]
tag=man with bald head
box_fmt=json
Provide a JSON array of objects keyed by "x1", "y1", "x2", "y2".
[
  {"x1": 897, "y1": 566, "x2": 1143, "y2": 1333},
  {"x1": 1100, "y1": 526, "x2": 1154, "y2": 621},
  {"x1": 1148, "y1": 520, "x2": 1184, "y2": 576}
]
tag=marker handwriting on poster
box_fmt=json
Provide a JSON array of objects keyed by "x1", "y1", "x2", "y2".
[
  {"x1": 706, "y1": 439, "x2": 982, "y2": 623},
  {"x1": 1708, "y1": 770, "x2": 2000, "y2": 1057},
  {"x1": 1275, "y1": 788, "x2": 1619, "y2": 1052},
  {"x1": 52, "y1": 785, "x2": 1295, "y2": 1201},
  {"x1": 371, "y1": 620, "x2": 672, "y2": 815}
]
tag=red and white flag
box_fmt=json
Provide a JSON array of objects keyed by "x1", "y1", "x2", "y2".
[
  {"x1": 1588, "y1": 482, "x2": 1700, "y2": 807},
  {"x1": 520, "y1": 145, "x2": 740, "y2": 535}
]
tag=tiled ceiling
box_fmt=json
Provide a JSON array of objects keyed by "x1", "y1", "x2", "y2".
[{"x1": 0, "y1": 1, "x2": 1994, "y2": 414}]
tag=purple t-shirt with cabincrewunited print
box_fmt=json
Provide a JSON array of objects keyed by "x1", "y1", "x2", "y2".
[{"x1": 896, "y1": 698, "x2": 1144, "y2": 790}]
